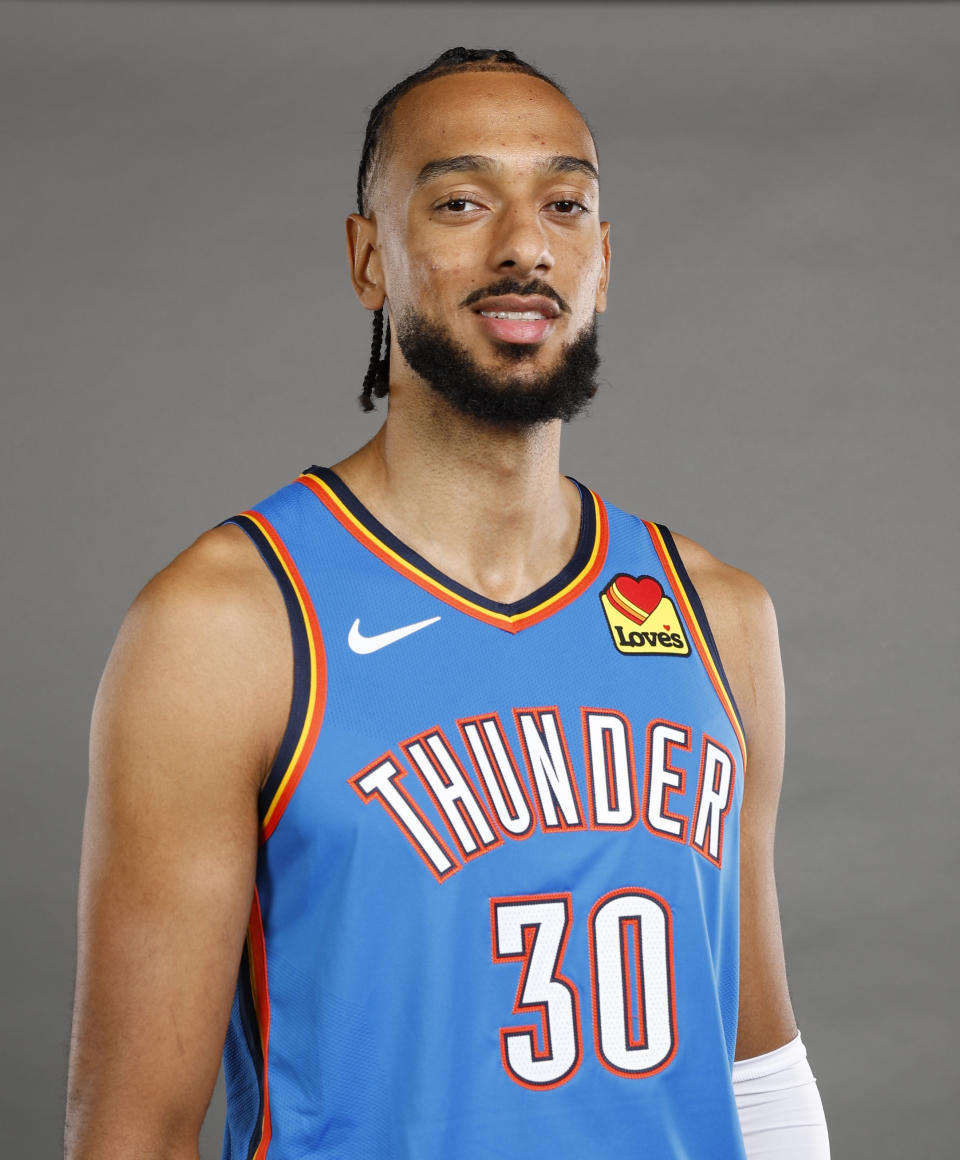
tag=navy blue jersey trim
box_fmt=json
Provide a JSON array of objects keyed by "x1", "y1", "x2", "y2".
[
  {"x1": 235, "y1": 942, "x2": 266, "y2": 1160},
  {"x1": 306, "y1": 466, "x2": 594, "y2": 617},
  {"x1": 221, "y1": 514, "x2": 313, "y2": 823},
  {"x1": 655, "y1": 525, "x2": 747, "y2": 740}
]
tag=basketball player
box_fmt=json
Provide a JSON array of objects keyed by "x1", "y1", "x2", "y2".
[{"x1": 66, "y1": 49, "x2": 830, "y2": 1159}]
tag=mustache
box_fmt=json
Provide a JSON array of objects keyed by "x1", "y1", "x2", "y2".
[{"x1": 460, "y1": 278, "x2": 570, "y2": 314}]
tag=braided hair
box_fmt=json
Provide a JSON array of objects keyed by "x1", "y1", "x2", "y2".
[{"x1": 356, "y1": 48, "x2": 569, "y2": 412}]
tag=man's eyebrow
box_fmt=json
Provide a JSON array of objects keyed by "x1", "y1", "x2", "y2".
[
  {"x1": 545, "y1": 155, "x2": 600, "y2": 184},
  {"x1": 412, "y1": 153, "x2": 600, "y2": 190}
]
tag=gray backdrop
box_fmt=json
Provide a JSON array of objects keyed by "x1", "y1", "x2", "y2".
[{"x1": 2, "y1": 3, "x2": 957, "y2": 1156}]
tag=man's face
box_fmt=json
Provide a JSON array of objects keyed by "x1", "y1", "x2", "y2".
[{"x1": 356, "y1": 69, "x2": 611, "y2": 423}]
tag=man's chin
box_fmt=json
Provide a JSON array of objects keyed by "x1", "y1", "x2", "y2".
[
  {"x1": 395, "y1": 309, "x2": 601, "y2": 427},
  {"x1": 488, "y1": 341, "x2": 550, "y2": 365}
]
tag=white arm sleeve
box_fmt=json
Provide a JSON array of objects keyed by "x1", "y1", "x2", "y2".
[{"x1": 733, "y1": 1032, "x2": 830, "y2": 1159}]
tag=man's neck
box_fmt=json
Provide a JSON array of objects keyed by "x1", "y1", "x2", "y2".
[{"x1": 331, "y1": 389, "x2": 582, "y2": 606}]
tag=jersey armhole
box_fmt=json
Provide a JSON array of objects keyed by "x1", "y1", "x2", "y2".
[
  {"x1": 221, "y1": 512, "x2": 326, "y2": 842},
  {"x1": 648, "y1": 522, "x2": 748, "y2": 764}
]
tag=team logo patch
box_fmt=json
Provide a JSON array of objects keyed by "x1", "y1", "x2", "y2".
[{"x1": 600, "y1": 574, "x2": 690, "y2": 656}]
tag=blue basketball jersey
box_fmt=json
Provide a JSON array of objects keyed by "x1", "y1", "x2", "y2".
[{"x1": 220, "y1": 467, "x2": 747, "y2": 1159}]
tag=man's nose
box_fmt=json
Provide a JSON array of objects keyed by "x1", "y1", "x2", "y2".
[{"x1": 490, "y1": 204, "x2": 555, "y2": 277}]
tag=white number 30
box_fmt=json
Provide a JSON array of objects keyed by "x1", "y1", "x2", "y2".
[{"x1": 490, "y1": 889, "x2": 676, "y2": 1089}]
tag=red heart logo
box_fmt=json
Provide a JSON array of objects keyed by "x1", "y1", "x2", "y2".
[{"x1": 607, "y1": 574, "x2": 664, "y2": 625}]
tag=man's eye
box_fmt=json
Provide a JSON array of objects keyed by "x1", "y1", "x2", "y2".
[
  {"x1": 551, "y1": 200, "x2": 588, "y2": 215},
  {"x1": 439, "y1": 198, "x2": 480, "y2": 213}
]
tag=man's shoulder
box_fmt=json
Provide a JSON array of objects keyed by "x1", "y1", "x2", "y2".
[
  {"x1": 669, "y1": 531, "x2": 775, "y2": 627},
  {"x1": 134, "y1": 522, "x2": 278, "y2": 633},
  {"x1": 99, "y1": 522, "x2": 291, "y2": 786},
  {"x1": 112, "y1": 523, "x2": 289, "y2": 718},
  {"x1": 667, "y1": 530, "x2": 781, "y2": 743}
]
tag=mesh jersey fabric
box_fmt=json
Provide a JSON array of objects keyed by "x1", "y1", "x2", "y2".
[{"x1": 220, "y1": 467, "x2": 748, "y2": 1160}]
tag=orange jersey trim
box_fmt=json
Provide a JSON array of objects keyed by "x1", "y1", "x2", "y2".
[
  {"x1": 297, "y1": 471, "x2": 609, "y2": 633},
  {"x1": 644, "y1": 522, "x2": 748, "y2": 768},
  {"x1": 247, "y1": 890, "x2": 272, "y2": 1159},
  {"x1": 238, "y1": 509, "x2": 327, "y2": 841}
]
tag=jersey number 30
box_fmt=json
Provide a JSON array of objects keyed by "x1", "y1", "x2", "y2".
[{"x1": 490, "y1": 889, "x2": 676, "y2": 1089}]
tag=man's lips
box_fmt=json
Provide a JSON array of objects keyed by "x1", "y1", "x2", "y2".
[
  {"x1": 470, "y1": 294, "x2": 561, "y2": 345},
  {"x1": 470, "y1": 294, "x2": 561, "y2": 319}
]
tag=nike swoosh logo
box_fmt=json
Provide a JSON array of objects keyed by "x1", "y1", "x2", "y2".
[{"x1": 348, "y1": 615, "x2": 441, "y2": 655}]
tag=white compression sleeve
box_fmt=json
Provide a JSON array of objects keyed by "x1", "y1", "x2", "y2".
[{"x1": 733, "y1": 1032, "x2": 830, "y2": 1159}]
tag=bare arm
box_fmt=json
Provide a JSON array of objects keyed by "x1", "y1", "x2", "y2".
[
  {"x1": 674, "y1": 535, "x2": 798, "y2": 1059},
  {"x1": 65, "y1": 525, "x2": 291, "y2": 1160}
]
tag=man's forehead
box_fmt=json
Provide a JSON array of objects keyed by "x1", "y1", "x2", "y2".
[{"x1": 386, "y1": 70, "x2": 598, "y2": 180}]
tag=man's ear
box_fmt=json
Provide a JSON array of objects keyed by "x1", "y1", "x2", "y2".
[
  {"x1": 346, "y1": 213, "x2": 386, "y2": 309},
  {"x1": 595, "y1": 220, "x2": 611, "y2": 313}
]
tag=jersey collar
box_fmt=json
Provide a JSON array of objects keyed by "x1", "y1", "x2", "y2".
[{"x1": 297, "y1": 466, "x2": 608, "y2": 633}]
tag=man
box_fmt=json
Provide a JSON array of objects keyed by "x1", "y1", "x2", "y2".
[{"x1": 66, "y1": 48, "x2": 830, "y2": 1159}]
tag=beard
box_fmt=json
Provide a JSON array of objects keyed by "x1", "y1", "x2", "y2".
[{"x1": 392, "y1": 307, "x2": 601, "y2": 428}]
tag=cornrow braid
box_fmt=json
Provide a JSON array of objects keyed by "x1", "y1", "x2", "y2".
[
  {"x1": 355, "y1": 47, "x2": 571, "y2": 411},
  {"x1": 360, "y1": 306, "x2": 390, "y2": 412}
]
